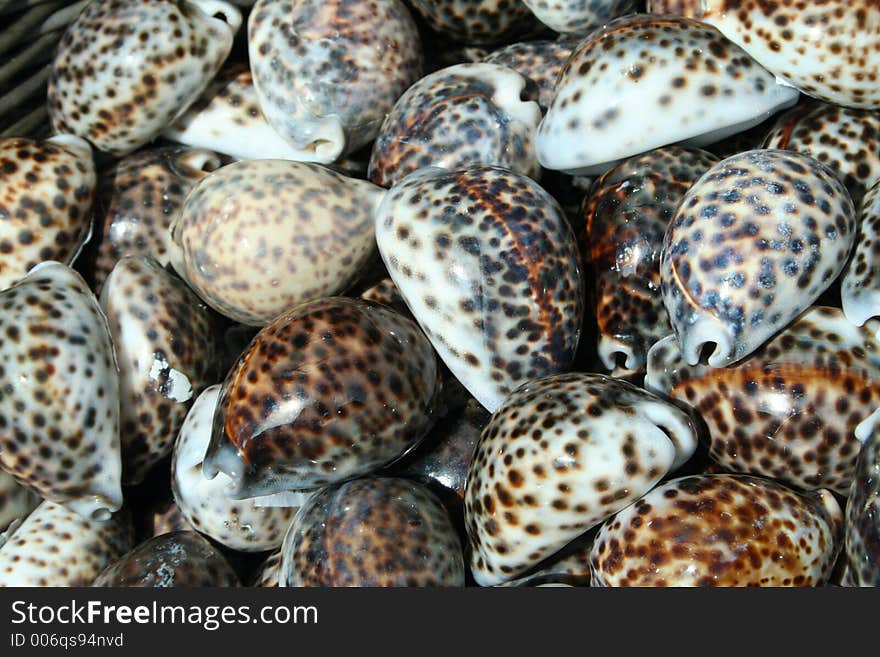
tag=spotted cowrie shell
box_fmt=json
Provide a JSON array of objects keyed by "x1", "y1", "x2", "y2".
[
  {"x1": 521, "y1": 0, "x2": 638, "y2": 35},
  {"x1": 279, "y1": 477, "x2": 465, "y2": 587},
  {"x1": 660, "y1": 149, "x2": 856, "y2": 368},
  {"x1": 590, "y1": 474, "x2": 842, "y2": 587},
  {"x1": 0, "y1": 262, "x2": 122, "y2": 520},
  {"x1": 537, "y1": 15, "x2": 799, "y2": 175},
  {"x1": 376, "y1": 165, "x2": 584, "y2": 413},
  {"x1": 845, "y1": 427, "x2": 880, "y2": 587},
  {"x1": 407, "y1": 0, "x2": 541, "y2": 46},
  {"x1": 842, "y1": 181, "x2": 880, "y2": 328},
  {"x1": 170, "y1": 158, "x2": 384, "y2": 326},
  {"x1": 647, "y1": 307, "x2": 880, "y2": 494},
  {"x1": 86, "y1": 146, "x2": 221, "y2": 293},
  {"x1": 203, "y1": 297, "x2": 442, "y2": 498},
  {"x1": 253, "y1": 549, "x2": 282, "y2": 587},
  {"x1": 465, "y1": 372, "x2": 699, "y2": 586},
  {"x1": 368, "y1": 64, "x2": 542, "y2": 189},
  {"x1": 172, "y1": 385, "x2": 298, "y2": 552},
  {"x1": 248, "y1": 0, "x2": 423, "y2": 164},
  {"x1": 482, "y1": 40, "x2": 576, "y2": 111},
  {"x1": 0, "y1": 501, "x2": 133, "y2": 587},
  {"x1": 48, "y1": 0, "x2": 241, "y2": 155},
  {"x1": 580, "y1": 146, "x2": 719, "y2": 375},
  {"x1": 764, "y1": 101, "x2": 880, "y2": 208},
  {"x1": 648, "y1": 0, "x2": 880, "y2": 109},
  {"x1": 100, "y1": 256, "x2": 222, "y2": 484},
  {"x1": 93, "y1": 531, "x2": 240, "y2": 587},
  {"x1": 0, "y1": 134, "x2": 95, "y2": 291}
]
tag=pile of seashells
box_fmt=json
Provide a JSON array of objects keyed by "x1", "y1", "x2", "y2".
[{"x1": 0, "y1": 0, "x2": 878, "y2": 588}]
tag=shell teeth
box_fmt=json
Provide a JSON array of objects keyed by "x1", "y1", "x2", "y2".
[{"x1": 0, "y1": 262, "x2": 123, "y2": 520}]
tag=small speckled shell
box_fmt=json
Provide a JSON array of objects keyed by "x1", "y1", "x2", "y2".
[
  {"x1": 581, "y1": 146, "x2": 720, "y2": 374},
  {"x1": 408, "y1": 0, "x2": 540, "y2": 46},
  {"x1": 845, "y1": 427, "x2": 880, "y2": 587},
  {"x1": 376, "y1": 165, "x2": 584, "y2": 412},
  {"x1": 253, "y1": 548, "x2": 282, "y2": 587},
  {"x1": 0, "y1": 471, "x2": 40, "y2": 532},
  {"x1": 149, "y1": 500, "x2": 194, "y2": 537},
  {"x1": 842, "y1": 181, "x2": 880, "y2": 327},
  {"x1": 0, "y1": 134, "x2": 95, "y2": 290},
  {"x1": 465, "y1": 372, "x2": 698, "y2": 586},
  {"x1": 0, "y1": 501, "x2": 133, "y2": 587},
  {"x1": 590, "y1": 474, "x2": 842, "y2": 587},
  {"x1": 764, "y1": 101, "x2": 880, "y2": 208},
  {"x1": 646, "y1": 307, "x2": 880, "y2": 494},
  {"x1": 86, "y1": 146, "x2": 221, "y2": 293},
  {"x1": 648, "y1": 0, "x2": 880, "y2": 109},
  {"x1": 248, "y1": 0, "x2": 423, "y2": 163},
  {"x1": 279, "y1": 477, "x2": 465, "y2": 587},
  {"x1": 368, "y1": 64, "x2": 542, "y2": 188},
  {"x1": 170, "y1": 159, "x2": 384, "y2": 326},
  {"x1": 203, "y1": 297, "x2": 441, "y2": 498},
  {"x1": 172, "y1": 385, "x2": 298, "y2": 552},
  {"x1": 0, "y1": 262, "x2": 122, "y2": 520},
  {"x1": 48, "y1": 0, "x2": 241, "y2": 155},
  {"x1": 93, "y1": 531, "x2": 240, "y2": 587},
  {"x1": 100, "y1": 256, "x2": 221, "y2": 484},
  {"x1": 521, "y1": 0, "x2": 638, "y2": 35},
  {"x1": 501, "y1": 533, "x2": 594, "y2": 587},
  {"x1": 482, "y1": 40, "x2": 576, "y2": 111},
  {"x1": 163, "y1": 65, "x2": 309, "y2": 162},
  {"x1": 661, "y1": 149, "x2": 856, "y2": 368},
  {"x1": 537, "y1": 15, "x2": 799, "y2": 175}
]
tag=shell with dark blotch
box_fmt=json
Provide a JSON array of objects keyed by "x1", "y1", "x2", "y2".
[
  {"x1": 0, "y1": 262, "x2": 122, "y2": 520},
  {"x1": 148, "y1": 500, "x2": 193, "y2": 537},
  {"x1": 170, "y1": 159, "x2": 384, "y2": 326},
  {"x1": 359, "y1": 277, "x2": 411, "y2": 318},
  {"x1": 646, "y1": 307, "x2": 880, "y2": 495},
  {"x1": 163, "y1": 64, "x2": 311, "y2": 162},
  {"x1": 203, "y1": 297, "x2": 442, "y2": 498},
  {"x1": 368, "y1": 64, "x2": 542, "y2": 188},
  {"x1": 537, "y1": 15, "x2": 799, "y2": 175},
  {"x1": 590, "y1": 474, "x2": 842, "y2": 587},
  {"x1": 581, "y1": 146, "x2": 719, "y2": 375},
  {"x1": 280, "y1": 477, "x2": 465, "y2": 587},
  {"x1": 647, "y1": 0, "x2": 880, "y2": 109},
  {"x1": 843, "y1": 181, "x2": 880, "y2": 327},
  {"x1": 172, "y1": 385, "x2": 298, "y2": 552},
  {"x1": 48, "y1": 0, "x2": 240, "y2": 155},
  {"x1": 86, "y1": 146, "x2": 220, "y2": 293},
  {"x1": 845, "y1": 427, "x2": 880, "y2": 587},
  {"x1": 0, "y1": 135, "x2": 95, "y2": 291},
  {"x1": 521, "y1": 0, "x2": 639, "y2": 35},
  {"x1": 92, "y1": 531, "x2": 239, "y2": 587},
  {"x1": 408, "y1": 0, "x2": 541, "y2": 46},
  {"x1": 0, "y1": 501, "x2": 133, "y2": 587},
  {"x1": 252, "y1": 549, "x2": 282, "y2": 587},
  {"x1": 482, "y1": 40, "x2": 576, "y2": 111},
  {"x1": 465, "y1": 372, "x2": 698, "y2": 586},
  {"x1": 375, "y1": 165, "x2": 584, "y2": 412},
  {"x1": 661, "y1": 149, "x2": 856, "y2": 368},
  {"x1": 100, "y1": 256, "x2": 222, "y2": 484},
  {"x1": 0, "y1": 471, "x2": 40, "y2": 533},
  {"x1": 764, "y1": 101, "x2": 880, "y2": 208},
  {"x1": 248, "y1": 0, "x2": 423, "y2": 164},
  {"x1": 501, "y1": 532, "x2": 594, "y2": 587}
]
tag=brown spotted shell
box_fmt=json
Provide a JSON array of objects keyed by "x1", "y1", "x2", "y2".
[
  {"x1": 170, "y1": 159, "x2": 384, "y2": 326},
  {"x1": 845, "y1": 426, "x2": 880, "y2": 587},
  {"x1": 581, "y1": 146, "x2": 719, "y2": 375},
  {"x1": 408, "y1": 0, "x2": 541, "y2": 46},
  {"x1": 100, "y1": 256, "x2": 222, "y2": 485},
  {"x1": 47, "y1": 0, "x2": 240, "y2": 155},
  {"x1": 647, "y1": 307, "x2": 880, "y2": 495},
  {"x1": 0, "y1": 501, "x2": 133, "y2": 587},
  {"x1": 0, "y1": 134, "x2": 95, "y2": 291},
  {"x1": 843, "y1": 180, "x2": 880, "y2": 327},
  {"x1": 465, "y1": 372, "x2": 699, "y2": 586},
  {"x1": 482, "y1": 40, "x2": 576, "y2": 111},
  {"x1": 85, "y1": 146, "x2": 221, "y2": 293},
  {"x1": 648, "y1": 0, "x2": 880, "y2": 109},
  {"x1": 590, "y1": 474, "x2": 843, "y2": 587},
  {"x1": 203, "y1": 297, "x2": 442, "y2": 498},
  {"x1": 93, "y1": 531, "x2": 240, "y2": 587},
  {"x1": 279, "y1": 476, "x2": 465, "y2": 587},
  {"x1": 0, "y1": 471, "x2": 40, "y2": 533}
]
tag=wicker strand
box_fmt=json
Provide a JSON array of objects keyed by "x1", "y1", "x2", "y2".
[
  {"x1": 0, "y1": 1, "x2": 63, "y2": 56},
  {"x1": 0, "y1": 31, "x2": 59, "y2": 89}
]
